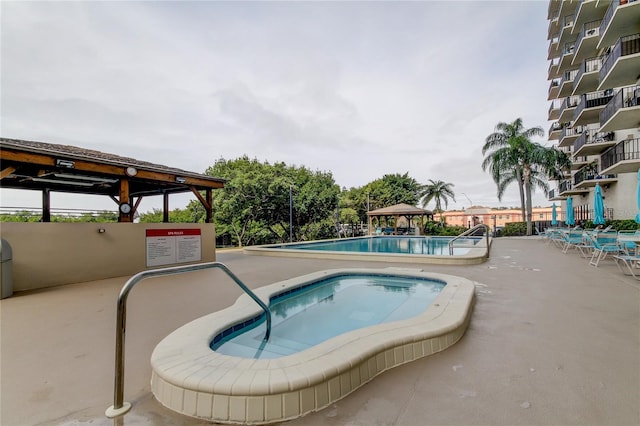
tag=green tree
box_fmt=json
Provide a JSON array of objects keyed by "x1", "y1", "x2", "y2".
[
  {"x1": 482, "y1": 118, "x2": 571, "y2": 236},
  {"x1": 205, "y1": 156, "x2": 339, "y2": 246},
  {"x1": 419, "y1": 180, "x2": 456, "y2": 213},
  {"x1": 364, "y1": 173, "x2": 422, "y2": 210}
]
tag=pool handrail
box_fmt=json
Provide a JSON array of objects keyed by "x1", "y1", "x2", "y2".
[
  {"x1": 105, "y1": 261, "x2": 272, "y2": 418},
  {"x1": 448, "y1": 224, "x2": 490, "y2": 255}
]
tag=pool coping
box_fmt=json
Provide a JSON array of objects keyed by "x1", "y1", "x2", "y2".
[
  {"x1": 243, "y1": 236, "x2": 490, "y2": 265},
  {"x1": 150, "y1": 267, "x2": 476, "y2": 424}
]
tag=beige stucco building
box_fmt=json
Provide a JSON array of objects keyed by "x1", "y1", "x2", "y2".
[
  {"x1": 546, "y1": 0, "x2": 639, "y2": 221},
  {"x1": 436, "y1": 206, "x2": 561, "y2": 231}
]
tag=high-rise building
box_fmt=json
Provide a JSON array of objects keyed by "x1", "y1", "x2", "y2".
[{"x1": 546, "y1": 0, "x2": 639, "y2": 222}]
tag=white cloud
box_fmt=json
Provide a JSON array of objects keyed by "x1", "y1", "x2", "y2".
[{"x1": 1, "y1": 1, "x2": 556, "y2": 212}]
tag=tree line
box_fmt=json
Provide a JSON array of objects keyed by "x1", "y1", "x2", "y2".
[{"x1": 1, "y1": 117, "x2": 567, "y2": 240}]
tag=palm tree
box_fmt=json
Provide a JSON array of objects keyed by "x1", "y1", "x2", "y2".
[
  {"x1": 420, "y1": 180, "x2": 456, "y2": 214},
  {"x1": 482, "y1": 119, "x2": 570, "y2": 236}
]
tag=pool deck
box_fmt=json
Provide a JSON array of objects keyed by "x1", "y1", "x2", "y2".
[{"x1": 1, "y1": 237, "x2": 639, "y2": 425}]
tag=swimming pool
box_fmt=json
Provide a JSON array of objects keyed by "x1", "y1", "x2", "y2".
[
  {"x1": 211, "y1": 274, "x2": 445, "y2": 359},
  {"x1": 151, "y1": 268, "x2": 475, "y2": 424},
  {"x1": 244, "y1": 235, "x2": 490, "y2": 265}
]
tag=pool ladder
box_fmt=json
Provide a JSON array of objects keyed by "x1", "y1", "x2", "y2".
[
  {"x1": 105, "y1": 261, "x2": 272, "y2": 418},
  {"x1": 448, "y1": 224, "x2": 490, "y2": 255}
]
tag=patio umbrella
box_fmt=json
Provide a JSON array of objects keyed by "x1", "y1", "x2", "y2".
[
  {"x1": 636, "y1": 168, "x2": 640, "y2": 224},
  {"x1": 551, "y1": 203, "x2": 557, "y2": 226},
  {"x1": 565, "y1": 197, "x2": 575, "y2": 226},
  {"x1": 593, "y1": 183, "x2": 605, "y2": 225}
]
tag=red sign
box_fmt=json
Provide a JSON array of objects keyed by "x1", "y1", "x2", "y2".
[{"x1": 146, "y1": 229, "x2": 201, "y2": 237}]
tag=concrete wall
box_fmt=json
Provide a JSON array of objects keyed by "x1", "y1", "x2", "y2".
[{"x1": 0, "y1": 222, "x2": 216, "y2": 292}]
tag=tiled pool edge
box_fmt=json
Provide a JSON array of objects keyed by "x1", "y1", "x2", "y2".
[
  {"x1": 243, "y1": 237, "x2": 490, "y2": 265},
  {"x1": 150, "y1": 268, "x2": 476, "y2": 424}
]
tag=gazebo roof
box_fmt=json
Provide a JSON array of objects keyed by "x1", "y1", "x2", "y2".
[{"x1": 366, "y1": 203, "x2": 433, "y2": 216}]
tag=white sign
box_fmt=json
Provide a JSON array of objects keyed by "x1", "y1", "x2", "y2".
[{"x1": 146, "y1": 229, "x2": 202, "y2": 267}]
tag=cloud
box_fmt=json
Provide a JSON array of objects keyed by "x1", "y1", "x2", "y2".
[{"x1": 1, "y1": 1, "x2": 555, "y2": 212}]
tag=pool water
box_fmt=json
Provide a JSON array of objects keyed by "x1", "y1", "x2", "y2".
[
  {"x1": 211, "y1": 274, "x2": 445, "y2": 359},
  {"x1": 274, "y1": 236, "x2": 473, "y2": 255}
]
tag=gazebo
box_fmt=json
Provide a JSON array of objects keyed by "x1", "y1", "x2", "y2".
[{"x1": 366, "y1": 203, "x2": 433, "y2": 235}]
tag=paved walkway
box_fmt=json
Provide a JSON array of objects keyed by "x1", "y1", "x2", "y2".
[{"x1": 1, "y1": 238, "x2": 638, "y2": 425}]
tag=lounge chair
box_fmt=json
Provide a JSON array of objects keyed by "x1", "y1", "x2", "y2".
[
  {"x1": 613, "y1": 253, "x2": 640, "y2": 279},
  {"x1": 561, "y1": 230, "x2": 590, "y2": 256},
  {"x1": 587, "y1": 231, "x2": 621, "y2": 267}
]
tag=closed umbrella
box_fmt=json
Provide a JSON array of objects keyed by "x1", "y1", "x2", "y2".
[
  {"x1": 636, "y1": 168, "x2": 640, "y2": 224},
  {"x1": 551, "y1": 203, "x2": 557, "y2": 226},
  {"x1": 565, "y1": 197, "x2": 575, "y2": 226},
  {"x1": 593, "y1": 183, "x2": 605, "y2": 225}
]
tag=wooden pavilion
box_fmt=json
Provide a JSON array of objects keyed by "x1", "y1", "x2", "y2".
[
  {"x1": 0, "y1": 138, "x2": 225, "y2": 222},
  {"x1": 366, "y1": 203, "x2": 433, "y2": 235}
]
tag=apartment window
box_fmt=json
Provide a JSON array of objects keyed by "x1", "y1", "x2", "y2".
[
  {"x1": 539, "y1": 214, "x2": 544, "y2": 219},
  {"x1": 506, "y1": 215, "x2": 510, "y2": 219},
  {"x1": 498, "y1": 215, "x2": 503, "y2": 219}
]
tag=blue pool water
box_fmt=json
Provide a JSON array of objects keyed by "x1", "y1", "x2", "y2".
[
  {"x1": 271, "y1": 236, "x2": 474, "y2": 255},
  {"x1": 211, "y1": 274, "x2": 445, "y2": 359}
]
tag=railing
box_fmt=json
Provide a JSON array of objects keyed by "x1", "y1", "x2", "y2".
[
  {"x1": 599, "y1": 0, "x2": 619, "y2": 38},
  {"x1": 600, "y1": 33, "x2": 640, "y2": 82},
  {"x1": 549, "y1": 122, "x2": 562, "y2": 137},
  {"x1": 574, "y1": 90, "x2": 615, "y2": 121},
  {"x1": 562, "y1": 68, "x2": 578, "y2": 84},
  {"x1": 448, "y1": 223, "x2": 489, "y2": 256},
  {"x1": 560, "y1": 123, "x2": 583, "y2": 141},
  {"x1": 548, "y1": 188, "x2": 557, "y2": 199},
  {"x1": 559, "y1": 179, "x2": 573, "y2": 193},
  {"x1": 573, "y1": 164, "x2": 617, "y2": 185},
  {"x1": 574, "y1": 56, "x2": 602, "y2": 87},
  {"x1": 563, "y1": 42, "x2": 575, "y2": 55},
  {"x1": 105, "y1": 262, "x2": 272, "y2": 418},
  {"x1": 601, "y1": 137, "x2": 640, "y2": 169},
  {"x1": 576, "y1": 19, "x2": 601, "y2": 49},
  {"x1": 600, "y1": 85, "x2": 640, "y2": 126},
  {"x1": 574, "y1": 128, "x2": 615, "y2": 152}
]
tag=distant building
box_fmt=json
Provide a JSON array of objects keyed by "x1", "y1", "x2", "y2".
[{"x1": 436, "y1": 206, "x2": 560, "y2": 231}]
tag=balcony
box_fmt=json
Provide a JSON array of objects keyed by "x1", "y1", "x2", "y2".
[
  {"x1": 573, "y1": 89, "x2": 615, "y2": 125},
  {"x1": 548, "y1": 122, "x2": 562, "y2": 140},
  {"x1": 548, "y1": 57, "x2": 561, "y2": 80},
  {"x1": 559, "y1": 178, "x2": 589, "y2": 196},
  {"x1": 548, "y1": 78, "x2": 561, "y2": 100},
  {"x1": 548, "y1": 100, "x2": 561, "y2": 121},
  {"x1": 573, "y1": 128, "x2": 616, "y2": 156},
  {"x1": 571, "y1": 155, "x2": 589, "y2": 170},
  {"x1": 598, "y1": 0, "x2": 640, "y2": 49},
  {"x1": 599, "y1": 85, "x2": 640, "y2": 132},
  {"x1": 600, "y1": 137, "x2": 640, "y2": 175},
  {"x1": 558, "y1": 123, "x2": 584, "y2": 147},
  {"x1": 598, "y1": 33, "x2": 640, "y2": 89},
  {"x1": 559, "y1": 1, "x2": 580, "y2": 26},
  {"x1": 559, "y1": 95, "x2": 580, "y2": 123},
  {"x1": 573, "y1": 164, "x2": 617, "y2": 189},
  {"x1": 548, "y1": 34, "x2": 561, "y2": 60},
  {"x1": 573, "y1": 0, "x2": 608, "y2": 32},
  {"x1": 572, "y1": 20, "x2": 601, "y2": 65},
  {"x1": 548, "y1": 188, "x2": 566, "y2": 201},
  {"x1": 572, "y1": 56, "x2": 602, "y2": 95},
  {"x1": 559, "y1": 14, "x2": 576, "y2": 45},
  {"x1": 559, "y1": 69, "x2": 579, "y2": 97},
  {"x1": 559, "y1": 42, "x2": 577, "y2": 72}
]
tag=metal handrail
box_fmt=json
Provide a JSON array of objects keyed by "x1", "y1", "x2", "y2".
[
  {"x1": 449, "y1": 224, "x2": 489, "y2": 255},
  {"x1": 105, "y1": 261, "x2": 272, "y2": 418}
]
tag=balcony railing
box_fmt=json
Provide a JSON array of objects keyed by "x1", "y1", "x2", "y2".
[
  {"x1": 563, "y1": 14, "x2": 574, "y2": 28},
  {"x1": 576, "y1": 19, "x2": 601, "y2": 47},
  {"x1": 574, "y1": 164, "x2": 617, "y2": 185},
  {"x1": 563, "y1": 42, "x2": 575, "y2": 55},
  {"x1": 573, "y1": 89, "x2": 615, "y2": 121},
  {"x1": 561, "y1": 95, "x2": 580, "y2": 111},
  {"x1": 601, "y1": 137, "x2": 640, "y2": 170},
  {"x1": 548, "y1": 188, "x2": 557, "y2": 199},
  {"x1": 562, "y1": 69, "x2": 578, "y2": 84},
  {"x1": 549, "y1": 122, "x2": 562, "y2": 137},
  {"x1": 600, "y1": 85, "x2": 640, "y2": 125},
  {"x1": 573, "y1": 128, "x2": 615, "y2": 152},
  {"x1": 600, "y1": 33, "x2": 640, "y2": 82},
  {"x1": 560, "y1": 124, "x2": 583, "y2": 141},
  {"x1": 599, "y1": 0, "x2": 619, "y2": 38},
  {"x1": 559, "y1": 180, "x2": 573, "y2": 193}
]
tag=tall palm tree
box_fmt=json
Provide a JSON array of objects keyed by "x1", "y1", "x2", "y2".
[
  {"x1": 420, "y1": 180, "x2": 456, "y2": 214},
  {"x1": 482, "y1": 119, "x2": 570, "y2": 236}
]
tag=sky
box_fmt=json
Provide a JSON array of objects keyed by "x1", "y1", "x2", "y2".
[{"x1": 1, "y1": 0, "x2": 555, "y2": 214}]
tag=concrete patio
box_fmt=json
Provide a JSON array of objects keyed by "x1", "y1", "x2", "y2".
[{"x1": 1, "y1": 237, "x2": 638, "y2": 426}]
